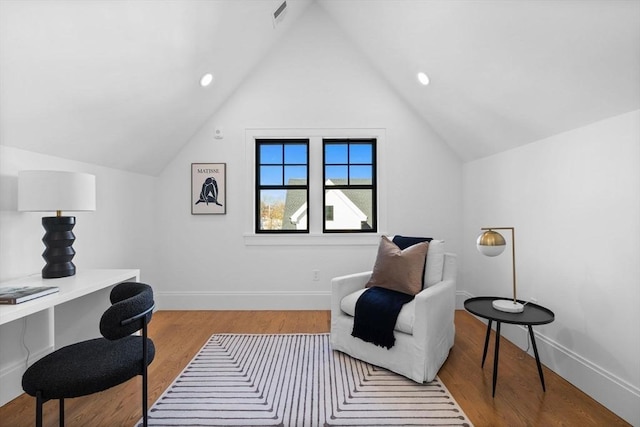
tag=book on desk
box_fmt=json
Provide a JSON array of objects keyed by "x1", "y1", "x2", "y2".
[{"x1": 0, "y1": 286, "x2": 59, "y2": 304}]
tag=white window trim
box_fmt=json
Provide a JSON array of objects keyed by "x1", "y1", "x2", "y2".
[{"x1": 244, "y1": 128, "x2": 388, "y2": 246}]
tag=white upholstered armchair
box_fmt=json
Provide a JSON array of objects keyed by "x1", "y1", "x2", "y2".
[{"x1": 330, "y1": 238, "x2": 457, "y2": 383}]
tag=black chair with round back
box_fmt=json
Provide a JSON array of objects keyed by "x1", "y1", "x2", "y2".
[{"x1": 22, "y1": 282, "x2": 155, "y2": 427}]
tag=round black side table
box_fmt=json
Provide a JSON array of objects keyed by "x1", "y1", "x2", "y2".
[{"x1": 464, "y1": 296, "x2": 555, "y2": 397}]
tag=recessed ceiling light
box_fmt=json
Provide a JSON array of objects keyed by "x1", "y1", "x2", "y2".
[
  {"x1": 200, "y1": 73, "x2": 214, "y2": 87},
  {"x1": 417, "y1": 72, "x2": 430, "y2": 86}
]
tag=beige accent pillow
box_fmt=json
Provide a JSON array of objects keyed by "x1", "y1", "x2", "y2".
[{"x1": 365, "y1": 236, "x2": 429, "y2": 296}]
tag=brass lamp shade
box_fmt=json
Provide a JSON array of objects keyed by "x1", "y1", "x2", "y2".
[{"x1": 476, "y1": 230, "x2": 506, "y2": 257}]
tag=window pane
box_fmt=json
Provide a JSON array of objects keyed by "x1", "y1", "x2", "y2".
[
  {"x1": 260, "y1": 144, "x2": 282, "y2": 164},
  {"x1": 258, "y1": 189, "x2": 307, "y2": 231},
  {"x1": 260, "y1": 166, "x2": 282, "y2": 185},
  {"x1": 259, "y1": 190, "x2": 285, "y2": 231},
  {"x1": 282, "y1": 189, "x2": 308, "y2": 231},
  {"x1": 324, "y1": 188, "x2": 373, "y2": 231},
  {"x1": 284, "y1": 166, "x2": 307, "y2": 185},
  {"x1": 350, "y1": 144, "x2": 372, "y2": 164},
  {"x1": 256, "y1": 139, "x2": 309, "y2": 234},
  {"x1": 349, "y1": 165, "x2": 372, "y2": 184},
  {"x1": 325, "y1": 165, "x2": 347, "y2": 184},
  {"x1": 284, "y1": 144, "x2": 307, "y2": 164},
  {"x1": 325, "y1": 144, "x2": 348, "y2": 164}
]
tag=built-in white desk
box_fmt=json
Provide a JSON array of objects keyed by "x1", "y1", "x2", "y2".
[
  {"x1": 0, "y1": 269, "x2": 140, "y2": 406},
  {"x1": 0, "y1": 269, "x2": 140, "y2": 326}
]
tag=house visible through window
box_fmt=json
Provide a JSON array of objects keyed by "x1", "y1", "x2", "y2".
[
  {"x1": 325, "y1": 205, "x2": 334, "y2": 221},
  {"x1": 255, "y1": 139, "x2": 309, "y2": 233},
  {"x1": 323, "y1": 138, "x2": 377, "y2": 232}
]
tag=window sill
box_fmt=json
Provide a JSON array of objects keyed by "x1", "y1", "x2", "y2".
[{"x1": 243, "y1": 233, "x2": 384, "y2": 246}]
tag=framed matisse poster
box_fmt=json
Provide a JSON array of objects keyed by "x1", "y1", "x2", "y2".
[{"x1": 191, "y1": 163, "x2": 226, "y2": 214}]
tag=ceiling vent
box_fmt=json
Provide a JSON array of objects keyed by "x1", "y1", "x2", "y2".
[{"x1": 273, "y1": 1, "x2": 287, "y2": 27}]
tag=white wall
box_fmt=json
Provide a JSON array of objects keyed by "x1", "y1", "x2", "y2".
[
  {"x1": 462, "y1": 110, "x2": 640, "y2": 425},
  {"x1": 151, "y1": 4, "x2": 463, "y2": 310}
]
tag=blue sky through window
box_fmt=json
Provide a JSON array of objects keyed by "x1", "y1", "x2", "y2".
[
  {"x1": 325, "y1": 142, "x2": 373, "y2": 183},
  {"x1": 260, "y1": 189, "x2": 286, "y2": 206},
  {"x1": 260, "y1": 145, "x2": 282, "y2": 164},
  {"x1": 285, "y1": 144, "x2": 306, "y2": 163},
  {"x1": 259, "y1": 143, "x2": 307, "y2": 186},
  {"x1": 325, "y1": 144, "x2": 347, "y2": 163},
  {"x1": 350, "y1": 144, "x2": 372, "y2": 164}
]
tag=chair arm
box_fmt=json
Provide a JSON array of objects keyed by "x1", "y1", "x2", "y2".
[
  {"x1": 331, "y1": 271, "x2": 372, "y2": 316},
  {"x1": 413, "y1": 278, "x2": 456, "y2": 343}
]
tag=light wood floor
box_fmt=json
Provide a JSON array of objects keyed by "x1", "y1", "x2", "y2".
[{"x1": 0, "y1": 310, "x2": 629, "y2": 426}]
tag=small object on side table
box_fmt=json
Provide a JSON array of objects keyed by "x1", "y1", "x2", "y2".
[{"x1": 464, "y1": 296, "x2": 555, "y2": 397}]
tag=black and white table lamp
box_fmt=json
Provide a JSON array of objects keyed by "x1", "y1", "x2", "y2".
[
  {"x1": 476, "y1": 227, "x2": 524, "y2": 313},
  {"x1": 18, "y1": 170, "x2": 96, "y2": 279}
]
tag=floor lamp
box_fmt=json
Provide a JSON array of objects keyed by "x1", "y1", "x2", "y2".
[
  {"x1": 476, "y1": 227, "x2": 524, "y2": 313},
  {"x1": 18, "y1": 170, "x2": 96, "y2": 279}
]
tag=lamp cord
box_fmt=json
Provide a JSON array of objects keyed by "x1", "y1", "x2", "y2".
[
  {"x1": 22, "y1": 317, "x2": 31, "y2": 369},
  {"x1": 518, "y1": 325, "x2": 532, "y2": 359},
  {"x1": 516, "y1": 301, "x2": 532, "y2": 358}
]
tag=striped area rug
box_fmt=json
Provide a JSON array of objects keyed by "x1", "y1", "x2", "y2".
[{"x1": 138, "y1": 334, "x2": 473, "y2": 426}]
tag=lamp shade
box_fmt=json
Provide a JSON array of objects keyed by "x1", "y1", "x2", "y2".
[
  {"x1": 18, "y1": 171, "x2": 96, "y2": 213},
  {"x1": 476, "y1": 230, "x2": 506, "y2": 257}
]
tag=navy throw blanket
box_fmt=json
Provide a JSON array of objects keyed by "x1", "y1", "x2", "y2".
[{"x1": 351, "y1": 286, "x2": 414, "y2": 349}]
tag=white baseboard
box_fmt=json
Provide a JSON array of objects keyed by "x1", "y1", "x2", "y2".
[
  {"x1": 0, "y1": 345, "x2": 52, "y2": 407},
  {"x1": 463, "y1": 299, "x2": 640, "y2": 426},
  {"x1": 157, "y1": 290, "x2": 332, "y2": 310},
  {"x1": 160, "y1": 290, "x2": 476, "y2": 311},
  {"x1": 456, "y1": 290, "x2": 473, "y2": 310},
  {"x1": 500, "y1": 322, "x2": 639, "y2": 426}
]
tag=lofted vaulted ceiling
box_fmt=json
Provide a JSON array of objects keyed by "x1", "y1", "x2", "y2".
[
  {"x1": 1, "y1": 0, "x2": 638, "y2": 175},
  {"x1": 319, "y1": 0, "x2": 640, "y2": 161},
  {"x1": 0, "y1": 0, "x2": 314, "y2": 174}
]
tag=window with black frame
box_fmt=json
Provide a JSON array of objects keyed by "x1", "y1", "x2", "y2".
[
  {"x1": 323, "y1": 138, "x2": 377, "y2": 232},
  {"x1": 255, "y1": 139, "x2": 309, "y2": 233}
]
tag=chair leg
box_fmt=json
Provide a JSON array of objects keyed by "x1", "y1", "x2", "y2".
[
  {"x1": 36, "y1": 391, "x2": 44, "y2": 427},
  {"x1": 142, "y1": 322, "x2": 149, "y2": 427},
  {"x1": 142, "y1": 367, "x2": 148, "y2": 427},
  {"x1": 59, "y1": 398, "x2": 65, "y2": 427}
]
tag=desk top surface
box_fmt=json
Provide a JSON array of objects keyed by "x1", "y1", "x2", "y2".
[{"x1": 0, "y1": 269, "x2": 140, "y2": 326}]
